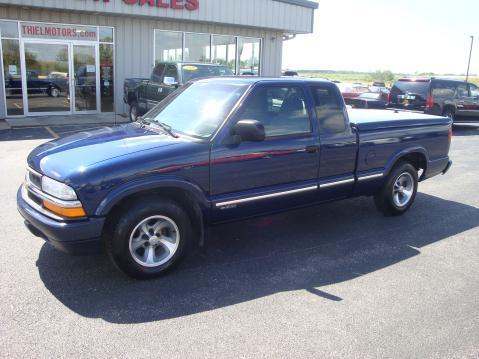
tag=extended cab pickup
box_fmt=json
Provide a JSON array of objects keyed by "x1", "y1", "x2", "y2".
[
  {"x1": 18, "y1": 78, "x2": 452, "y2": 279},
  {"x1": 124, "y1": 62, "x2": 234, "y2": 121}
]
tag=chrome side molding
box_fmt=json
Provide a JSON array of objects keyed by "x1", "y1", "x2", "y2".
[
  {"x1": 215, "y1": 185, "x2": 318, "y2": 207},
  {"x1": 357, "y1": 173, "x2": 383, "y2": 182},
  {"x1": 320, "y1": 177, "x2": 355, "y2": 189}
]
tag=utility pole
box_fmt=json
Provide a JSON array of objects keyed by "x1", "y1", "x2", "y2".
[{"x1": 466, "y1": 36, "x2": 474, "y2": 82}]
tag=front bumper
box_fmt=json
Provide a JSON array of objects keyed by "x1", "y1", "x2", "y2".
[{"x1": 17, "y1": 187, "x2": 105, "y2": 255}]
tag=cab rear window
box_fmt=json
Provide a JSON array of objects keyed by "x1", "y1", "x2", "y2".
[
  {"x1": 182, "y1": 65, "x2": 234, "y2": 83},
  {"x1": 391, "y1": 81, "x2": 429, "y2": 97}
]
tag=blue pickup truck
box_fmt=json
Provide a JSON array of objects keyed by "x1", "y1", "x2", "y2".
[{"x1": 17, "y1": 77, "x2": 452, "y2": 279}]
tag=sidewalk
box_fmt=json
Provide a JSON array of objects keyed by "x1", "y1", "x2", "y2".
[{"x1": 4, "y1": 113, "x2": 129, "y2": 128}]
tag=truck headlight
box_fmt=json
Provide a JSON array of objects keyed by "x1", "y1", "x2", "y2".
[{"x1": 41, "y1": 176, "x2": 78, "y2": 201}]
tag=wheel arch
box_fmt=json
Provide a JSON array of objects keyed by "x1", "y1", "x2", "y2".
[
  {"x1": 98, "y1": 179, "x2": 209, "y2": 246},
  {"x1": 442, "y1": 104, "x2": 456, "y2": 116},
  {"x1": 384, "y1": 147, "x2": 429, "y2": 181}
]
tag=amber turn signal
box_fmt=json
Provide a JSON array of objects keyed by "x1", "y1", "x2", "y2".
[{"x1": 42, "y1": 200, "x2": 86, "y2": 218}]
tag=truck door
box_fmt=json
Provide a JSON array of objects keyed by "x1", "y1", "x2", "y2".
[
  {"x1": 144, "y1": 63, "x2": 166, "y2": 111},
  {"x1": 310, "y1": 84, "x2": 357, "y2": 201},
  {"x1": 158, "y1": 64, "x2": 180, "y2": 99},
  {"x1": 463, "y1": 83, "x2": 479, "y2": 119},
  {"x1": 454, "y1": 82, "x2": 470, "y2": 118},
  {"x1": 210, "y1": 83, "x2": 320, "y2": 221}
]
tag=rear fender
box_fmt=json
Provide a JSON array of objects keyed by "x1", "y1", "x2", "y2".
[{"x1": 383, "y1": 146, "x2": 429, "y2": 178}]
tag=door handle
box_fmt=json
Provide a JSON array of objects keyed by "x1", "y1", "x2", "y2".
[{"x1": 305, "y1": 145, "x2": 320, "y2": 153}]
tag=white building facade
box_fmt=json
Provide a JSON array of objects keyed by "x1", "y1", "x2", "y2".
[{"x1": 0, "y1": 0, "x2": 317, "y2": 121}]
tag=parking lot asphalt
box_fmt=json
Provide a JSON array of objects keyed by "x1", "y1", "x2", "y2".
[{"x1": 0, "y1": 123, "x2": 478, "y2": 358}]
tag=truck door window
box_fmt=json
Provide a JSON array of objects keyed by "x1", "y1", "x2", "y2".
[
  {"x1": 456, "y1": 83, "x2": 468, "y2": 98},
  {"x1": 469, "y1": 84, "x2": 479, "y2": 98},
  {"x1": 164, "y1": 65, "x2": 178, "y2": 83},
  {"x1": 238, "y1": 86, "x2": 311, "y2": 138},
  {"x1": 151, "y1": 64, "x2": 165, "y2": 82},
  {"x1": 431, "y1": 81, "x2": 456, "y2": 98},
  {"x1": 311, "y1": 86, "x2": 347, "y2": 133}
]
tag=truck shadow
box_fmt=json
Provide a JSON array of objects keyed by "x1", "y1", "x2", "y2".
[{"x1": 36, "y1": 193, "x2": 479, "y2": 324}]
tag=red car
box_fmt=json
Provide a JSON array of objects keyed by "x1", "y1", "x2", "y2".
[{"x1": 337, "y1": 83, "x2": 369, "y2": 99}]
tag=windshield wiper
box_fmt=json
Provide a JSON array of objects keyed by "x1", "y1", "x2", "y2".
[{"x1": 152, "y1": 121, "x2": 179, "y2": 138}]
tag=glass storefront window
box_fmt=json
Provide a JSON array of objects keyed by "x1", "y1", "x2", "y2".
[
  {"x1": 238, "y1": 37, "x2": 261, "y2": 76},
  {"x1": 0, "y1": 21, "x2": 116, "y2": 117},
  {"x1": 154, "y1": 31, "x2": 262, "y2": 76},
  {"x1": 0, "y1": 21, "x2": 19, "y2": 38},
  {"x1": 2, "y1": 39, "x2": 24, "y2": 115},
  {"x1": 211, "y1": 35, "x2": 236, "y2": 74},
  {"x1": 99, "y1": 27, "x2": 113, "y2": 43},
  {"x1": 100, "y1": 43, "x2": 114, "y2": 112},
  {"x1": 184, "y1": 32, "x2": 210, "y2": 62},
  {"x1": 24, "y1": 42, "x2": 70, "y2": 113},
  {"x1": 154, "y1": 30, "x2": 183, "y2": 63}
]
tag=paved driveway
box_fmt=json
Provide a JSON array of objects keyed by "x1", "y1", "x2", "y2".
[{"x1": 0, "y1": 123, "x2": 478, "y2": 358}]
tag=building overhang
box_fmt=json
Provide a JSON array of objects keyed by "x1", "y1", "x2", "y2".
[{"x1": 0, "y1": 0, "x2": 317, "y2": 34}]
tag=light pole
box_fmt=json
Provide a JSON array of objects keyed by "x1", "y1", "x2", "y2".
[{"x1": 466, "y1": 35, "x2": 474, "y2": 82}]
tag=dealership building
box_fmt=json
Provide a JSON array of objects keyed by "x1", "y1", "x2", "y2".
[{"x1": 0, "y1": 0, "x2": 317, "y2": 124}]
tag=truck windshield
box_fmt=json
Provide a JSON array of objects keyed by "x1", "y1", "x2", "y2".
[
  {"x1": 143, "y1": 81, "x2": 249, "y2": 139},
  {"x1": 182, "y1": 65, "x2": 234, "y2": 83}
]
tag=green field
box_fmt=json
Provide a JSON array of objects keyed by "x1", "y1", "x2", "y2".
[{"x1": 296, "y1": 70, "x2": 479, "y2": 87}]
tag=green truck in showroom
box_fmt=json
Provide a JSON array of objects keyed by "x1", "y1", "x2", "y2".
[{"x1": 123, "y1": 62, "x2": 234, "y2": 121}]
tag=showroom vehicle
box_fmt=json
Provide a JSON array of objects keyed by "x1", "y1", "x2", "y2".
[
  {"x1": 344, "y1": 91, "x2": 388, "y2": 109},
  {"x1": 388, "y1": 77, "x2": 479, "y2": 122},
  {"x1": 18, "y1": 77, "x2": 452, "y2": 279},
  {"x1": 124, "y1": 61, "x2": 234, "y2": 121},
  {"x1": 5, "y1": 71, "x2": 64, "y2": 97}
]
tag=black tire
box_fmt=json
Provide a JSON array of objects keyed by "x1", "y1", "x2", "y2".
[
  {"x1": 48, "y1": 87, "x2": 60, "y2": 98},
  {"x1": 105, "y1": 197, "x2": 193, "y2": 279},
  {"x1": 129, "y1": 102, "x2": 139, "y2": 122},
  {"x1": 374, "y1": 161, "x2": 418, "y2": 216},
  {"x1": 443, "y1": 107, "x2": 455, "y2": 122}
]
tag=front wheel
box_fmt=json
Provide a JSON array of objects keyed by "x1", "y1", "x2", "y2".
[
  {"x1": 374, "y1": 161, "x2": 418, "y2": 216},
  {"x1": 105, "y1": 198, "x2": 192, "y2": 279},
  {"x1": 129, "y1": 102, "x2": 139, "y2": 122},
  {"x1": 49, "y1": 87, "x2": 60, "y2": 97}
]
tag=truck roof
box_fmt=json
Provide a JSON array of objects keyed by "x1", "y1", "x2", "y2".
[
  {"x1": 194, "y1": 76, "x2": 334, "y2": 86},
  {"x1": 159, "y1": 61, "x2": 231, "y2": 67}
]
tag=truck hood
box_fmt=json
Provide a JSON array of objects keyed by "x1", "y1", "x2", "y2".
[{"x1": 27, "y1": 124, "x2": 183, "y2": 181}]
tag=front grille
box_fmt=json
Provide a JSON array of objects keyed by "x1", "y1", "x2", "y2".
[
  {"x1": 27, "y1": 190, "x2": 42, "y2": 206},
  {"x1": 27, "y1": 170, "x2": 42, "y2": 189}
]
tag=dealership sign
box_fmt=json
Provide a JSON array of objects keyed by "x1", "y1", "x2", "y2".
[
  {"x1": 123, "y1": 0, "x2": 199, "y2": 10},
  {"x1": 93, "y1": 0, "x2": 199, "y2": 10},
  {"x1": 21, "y1": 23, "x2": 98, "y2": 41}
]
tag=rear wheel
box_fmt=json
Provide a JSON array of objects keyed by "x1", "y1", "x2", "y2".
[
  {"x1": 105, "y1": 197, "x2": 192, "y2": 279},
  {"x1": 443, "y1": 107, "x2": 455, "y2": 122},
  {"x1": 374, "y1": 161, "x2": 418, "y2": 216}
]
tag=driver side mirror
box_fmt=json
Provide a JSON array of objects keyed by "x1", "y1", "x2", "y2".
[
  {"x1": 233, "y1": 120, "x2": 265, "y2": 142},
  {"x1": 163, "y1": 76, "x2": 178, "y2": 86}
]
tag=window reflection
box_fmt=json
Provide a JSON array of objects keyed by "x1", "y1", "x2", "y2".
[
  {"x1": 2, "y1": 39, "x2": 24, "y2": 115},
  {"x1": 154, "y1": 30, "x2": 183, "y2": 63},
  {"x1": 212, "y1": 35, "x2": 236, "y2": 74},
  {"x1": 238, "y1": 37, "x2": 261, "y2": 75},
  {"x1": 100, "y1": 44, "x2": 114, "y2": 112},
  {"x1": 184, "y1": 32, "x2": 210, "y2": 62}
]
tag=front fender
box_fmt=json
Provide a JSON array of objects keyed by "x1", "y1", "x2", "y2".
[{"x1": 95, "y1": 175, "x2": 210, "y2": 217}]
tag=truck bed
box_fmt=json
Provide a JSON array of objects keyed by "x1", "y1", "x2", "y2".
[{"x1": 348, "y1": 109, "x2": 450, "y2": 131}]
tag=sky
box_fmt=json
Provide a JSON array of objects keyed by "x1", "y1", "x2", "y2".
[{"x1": 282, "y1": 0, "x2": 479, "y2": 75}]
